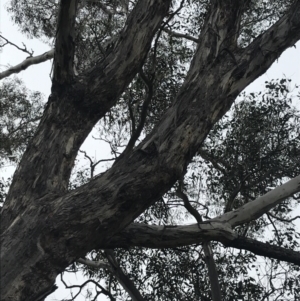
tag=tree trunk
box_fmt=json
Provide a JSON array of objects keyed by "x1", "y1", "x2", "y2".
[{"x1": 1, "y1": 1, "x2": 300, "y2": 301}]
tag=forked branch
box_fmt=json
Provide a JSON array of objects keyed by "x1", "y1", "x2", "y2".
[
  {"x1": 176, "y1": 184, "x2": 222, "y2": 301},
  {"x1": 0, "y1": 35, "x2": 33, "y2": 56},
  {"x1": 78, "y1": 251, "x2": 146, "y2": 301}
]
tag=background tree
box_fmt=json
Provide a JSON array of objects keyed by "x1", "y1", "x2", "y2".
[{"x1": 1, "y1": 0, "x2": 300, "y2": 301}]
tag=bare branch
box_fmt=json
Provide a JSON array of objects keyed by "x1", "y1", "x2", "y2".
[
  {"x1": 266, "y1": 213, "x2": 282, "y2": 245},
  {"x1": 0, "y1": 49, "x2": 54, "y2": 80},
  {"x1": 104, "y1": 250, "x2": 146, "y2": 301},
  {"x1": 128, "y1": 96, "x2": 136, "y2": 135},
  {"x1": 176, "y1": 184, "x2": 202, "y2": 224},
  {"x1": 0, "y1": 35, "x2": 34, "y2": 56},
  {"x1": 60, "y1": 273, "x2": 112, "y2": 301},
  {"x1": 268, "y1": 212, "x2": 300, "y2": 223},
  {"x1": 118, "y1": 70, "x2": 153, "y2": 160},
  {"x1": 176, "y1": 184, "x2": 222, "y2": 301},
  {"x1": 78, "y1": 253, "x2": 145, "y2": 301},
  {"x1": 79, "y1": 150, "x2": 115, "y2": 178},
  {"x1": 162, "y1": 28, "x2": 200, "y2": 43}
]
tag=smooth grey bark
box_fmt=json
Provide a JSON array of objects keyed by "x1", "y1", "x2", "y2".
[
  {"x1": 0, "y1": 49, "x2": 54, "y2": 80},
  {"x1": 215, "y1": 175, "x2": 300, "y2": 227},
  {"x1": 1, "y1": 1, "x2": 300, "y2": 301}
]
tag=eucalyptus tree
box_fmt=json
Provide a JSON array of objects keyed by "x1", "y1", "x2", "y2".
[
  {"x1": 1, "y1": 0, "x2": 300, "y2": 301},
  {"x1": 74, "y1": 80, "x2": 300, "y2": 301}
]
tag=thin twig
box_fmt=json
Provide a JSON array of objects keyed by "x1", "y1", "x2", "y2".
[
  {"x1": 267, "y1": 213, "x2": 282, "y2": 246},
  {"x1": 0, "y1": 35, "x2": 34, "y2": 56},
  {"x1": 268, "y1": 212, "x2": 300, "y2": 223},
  {"x1": 176, "y1": 181, "x2": 222, "y2": 301},
  {"x1": 79, "y1": 150, "x2": 115, "y2": 178}
]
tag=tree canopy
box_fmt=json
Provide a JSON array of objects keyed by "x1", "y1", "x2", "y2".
[{"x1": 1, "y1": 1, "x2": 300, "y2": 301}]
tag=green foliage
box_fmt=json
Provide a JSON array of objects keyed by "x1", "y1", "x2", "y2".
[
  {"x1": 7, "y1": 0, "x2": 293, "y2": 73},
  {"x1": 0, "y1": 77, "x2": 44, "y2": 206},
  {"x1": 0, "y1": 77, "x2": 44, "y2": 161},
  {"x1": 200, "y1": 79, "x2": 300, "y2": 214},
  {"x1": 77, "y1": 81, "x2": 300, "y2": 301},
  {"x1": 0, "y1": 177, "x2": 10, "y2": 206}
]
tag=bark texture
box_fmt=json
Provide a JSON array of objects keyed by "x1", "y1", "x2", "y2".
[{"x1": 1, "y1": 1, "x2": 300, "y2": 301}]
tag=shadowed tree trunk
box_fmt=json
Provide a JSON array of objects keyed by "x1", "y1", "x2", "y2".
[{"x1": 1, "y1": 0, "x2": 300, "y2": 300}]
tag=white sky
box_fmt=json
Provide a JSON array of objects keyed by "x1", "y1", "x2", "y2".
[{"x1": 1, "y1": 1, "x2": 300, "y2": 300}]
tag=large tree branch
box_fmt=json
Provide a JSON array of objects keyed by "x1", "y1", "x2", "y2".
[
  {"x1": 2, "y1": 2, "x2": 300, "y2": 301},
  {"x1": 106, "y1": 222, "x2": 237, "y2": 248},
  {"x1": 102, "y1": 175, "x2": 299, "y2": 253},
  {"x1": 1, "y1": 3, "x2": 172, "y2": 299},
  {"x1": 227, "y1": 0, "x2": 300, "y2": 94},
  {"x1": 215, "y1": 175, "x2": 300, "y2": 227},
  {"x1": 82, "y1": 0, "x2": 172, "y2": 116},
  {"x1": 53, "y1": 0, "x2": 79, "y2": 86},
  {"x1": 0, "y1": 49, "x2": 54, "y2": 80},
  {"x1": 101, "y1": 176, "x2": 300, "y2": 266},
  {"x1": 106, "y1": 223, "x2": 300, "y2": 266},
  {"x1": 226, "y1": 237, "x2": 300, "y2": 266},
  {"x1": 2, "y1": 0, "x2": 172, "y2": 226}
]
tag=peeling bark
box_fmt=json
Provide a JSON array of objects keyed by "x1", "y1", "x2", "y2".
[{"x1": 1, "y1": 1, "x2": 300, "y2": 301}]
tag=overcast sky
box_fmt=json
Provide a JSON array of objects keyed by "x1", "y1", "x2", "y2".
[{"x1": 1, "y1": 1, "x2": 300, "y2": 300}]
